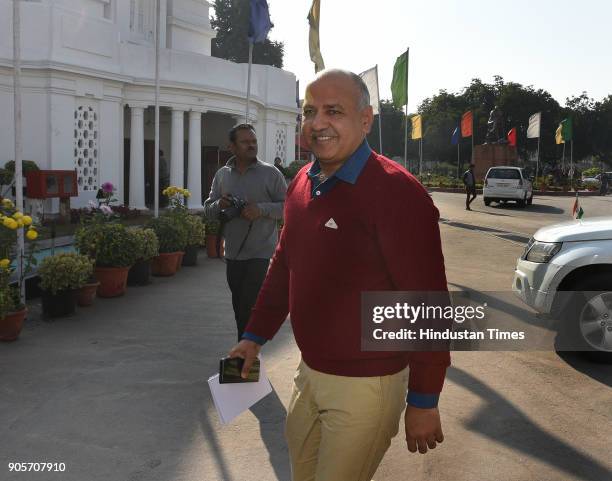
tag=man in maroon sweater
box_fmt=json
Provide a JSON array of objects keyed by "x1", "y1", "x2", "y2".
[{"x1": 229, "y1": 69, "x2": 450, "y2": 481}]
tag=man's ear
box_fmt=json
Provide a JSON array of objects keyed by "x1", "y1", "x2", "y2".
[{"x1": 361, "y1": 105, "x2": 374, "y2": 135}]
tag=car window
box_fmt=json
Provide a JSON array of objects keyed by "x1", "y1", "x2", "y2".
[{"x1": 487, "y1": 168, "x2": 521, "y2": 179}]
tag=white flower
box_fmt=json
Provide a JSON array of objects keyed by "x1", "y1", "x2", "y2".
[{"x1": 100, "y1": 205, "x2": 113, "y2": 215}]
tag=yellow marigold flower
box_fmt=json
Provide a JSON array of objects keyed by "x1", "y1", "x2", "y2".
[
  {"x1": 183, "y1": 191, "x2": 191, "y2": 198},
  {"x1": 3, "y1": 217, "x2": 17, "y2": 229},
  {"x1": 2, "y1": 198, "x2": 14, "y2": 208},
  {"x1": 12, "y1": 211, "x2": 23, "y2": 219},
  {"x1": 22, "y1": 215, "x2": 32, "y2": 226},
  {"x1": 26, "y1": 229, "x2": 38, "y2": 240},
  {"x1": 17, "y1": 219, "x2": 24, "y2": 227},
  {"x1": 0, "y1": 258, "x2": 10, "y2": 269}
]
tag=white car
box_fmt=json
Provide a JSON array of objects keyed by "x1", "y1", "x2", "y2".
[
  {"x1": 513, "y1": 217, "x2": 612, "y2": 360},
  {"x1": 483, "y1": 166, "x2": 533, "y2": 207}
]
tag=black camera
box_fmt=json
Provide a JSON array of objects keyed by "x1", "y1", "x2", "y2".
[{"x1": 219, "y1": 195, "x2": 247, "y2": 222}]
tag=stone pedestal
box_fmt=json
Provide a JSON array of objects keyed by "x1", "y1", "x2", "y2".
[{"x1": 473, "y1": 144, "x2": 518, "y2": 180}]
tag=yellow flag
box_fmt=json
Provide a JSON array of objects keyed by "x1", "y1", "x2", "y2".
[
  {"x1": 411, "y1": 115, "x2": 422, "y2": 140},
  {"x1": 308, "y1": 0, "x2": 325, "y2": 73},
  {"x1": 555, "y1": 124, "x2": 564, "y2": 144}
]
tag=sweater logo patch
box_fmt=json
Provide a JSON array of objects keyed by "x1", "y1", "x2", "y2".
[{"x1": 324, "y1": 218, "x2": 338, "y2": 229}]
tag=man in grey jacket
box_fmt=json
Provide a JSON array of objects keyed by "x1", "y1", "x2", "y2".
[{"x1": 204, "y1": 124, "x2": 287, "y2": 340}]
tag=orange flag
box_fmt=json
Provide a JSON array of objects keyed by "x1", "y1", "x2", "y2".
[
  {"x1": 461, "y1": 111, "x2": 473, "y2": 137},
  {"x1": 507, "y1": 127, "x2": 517, "y2": 147}
]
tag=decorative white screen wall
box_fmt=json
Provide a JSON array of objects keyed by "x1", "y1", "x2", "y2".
[
  {"x1": 74, "y1": 106, "x2": 99, "y2": 192},
  {"x1": 275, "y1": 126, "x2": 287, "y2": 162}
]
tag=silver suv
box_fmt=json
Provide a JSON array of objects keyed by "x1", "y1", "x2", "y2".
[
  {"x1": 513, "y1": 217, "x2": 612, "y2": 361},
  {"x1": 483, "y1": 166, "x2": 533, "y2": 207}
]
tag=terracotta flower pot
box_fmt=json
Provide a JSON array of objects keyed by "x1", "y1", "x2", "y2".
[
  {"x1": 182, "y1": 245, "x2": 199, "y2": 266},
  {"x1": 206, "y1": 234, "x2": 224, "y2": 258},
  {"x1": 128, "y1": 259, "x2": 152, "y2": 286},
  {"x1": 94, "y1": 266, "x2": 130, "y2": 298},
  {"x1": 0, "y1": 307, "x2": 27, "y2": 342},
  {"x1": 77, "y1": 281, "x2": 100, "y2": 307},
  {"x1": 151, "y1": 252, "x2": 181, "y2": 277},
  {"x1": 175, "y1": 251, "x2": 185, "y2": 271}
]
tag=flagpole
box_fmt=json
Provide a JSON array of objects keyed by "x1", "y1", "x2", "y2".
[
  {"x1": 535, "y1": 134, "x2": 540, "y2": 192},
  {"x1": 13, "y1": 0, "x2": 25, "y2": 303},
  {"x1": 570, "y1": 139, "x2": 574, "y2": 190},
  {"x1": 562, "y1": 142, "x2": 566, "y2": 173},
  {"x1": 375, "y1": 65, "x2": 383, "y2": 154},
  {"x1": 470, "y1": 114, "x2": 474, "y2": 164},
  {"x1": 419, "y1": 137, "x2": 423, "y2": 177},
  {"x1": 403, "y1": 49, "x2": 410, "y2": 170},
  {"x1": 154, "y1": 0, "x2": 160, "y2": 218},
  {"x1": 456, "y1": 143, "x2": 460, "y2": 179},
  {"x1": 246, "y1": 41, "x2": 254, "y2": 123}
]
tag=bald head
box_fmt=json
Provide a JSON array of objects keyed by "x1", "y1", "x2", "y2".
[{"x1": 308, "y1": 69, "x2": 371, "y2": 111}]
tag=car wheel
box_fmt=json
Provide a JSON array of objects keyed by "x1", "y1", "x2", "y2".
[
  {"x1": 484, "y1": 198, "x2": 491, "y2": 206},
  {"x1": 527, "y1": 194, "x2": 533, "y2": 206},
  {"x1": 559, "y1": 275, "x2": 612, "y2": 363},
  {"x1": 517, "y1": 198, "x2": 526, "y2": 208}
]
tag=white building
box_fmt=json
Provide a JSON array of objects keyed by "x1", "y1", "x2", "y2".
[{"x1": 0, "y1": 0, "x2": 298, "y2": 212}]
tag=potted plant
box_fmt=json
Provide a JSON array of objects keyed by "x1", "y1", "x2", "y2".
[
  {"x1": 0, "y1": 197, "x2": 39, "y2": 340},
  {"x1": 205, "y1": 219, "x2": 223, "y2": 258},
  {"x1": 147, "y1": 216, "x2": 187, "y2": 276},
  {"x1": 127, "y1": 227, "x2": 159, "y2": 286},
  {"x1": 182, "y1": 214, "x2": 205, "y2": 266},
  {"x1": 38, "y1": 252, "x2": 93, "y2": 317},
  {"x1": 75, "y1": 223, "x2": 138, "y2": 297}
]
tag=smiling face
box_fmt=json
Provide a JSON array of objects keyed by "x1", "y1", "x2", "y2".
[{"x1": 302, "y1": 73, "x2": 373, "y2": 174}]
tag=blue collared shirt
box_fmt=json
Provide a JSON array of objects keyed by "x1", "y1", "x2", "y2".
[{"x1": 307, "y1": 139, "x2": 372, "y2": 198}]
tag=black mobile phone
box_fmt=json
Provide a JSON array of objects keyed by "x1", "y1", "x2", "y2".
[{"x1": 219, "y1": 357, "x2": 260, "y2": 384}]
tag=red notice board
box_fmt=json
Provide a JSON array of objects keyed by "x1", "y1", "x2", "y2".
[{"x1": 26, "y1": 170, "x2": 78, "y2": 199}]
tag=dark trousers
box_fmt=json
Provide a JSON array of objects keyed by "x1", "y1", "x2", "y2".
[
  {"x1": 226, "y1": 258, "x2": 270, "y2": 341},
  {"x1": 466, "y1": 186, "x2": 477, "y2": 209}
]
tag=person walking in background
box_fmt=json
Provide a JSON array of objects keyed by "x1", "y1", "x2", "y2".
[{"x1": 463, "y1": 163, "x2": 477, "y2": 210}]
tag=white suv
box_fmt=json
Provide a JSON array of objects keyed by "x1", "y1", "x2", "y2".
[
  {"x1": 513, "y1": 217, "x2": 612, "y2": 360},
  {"x1": 483, "y1": 166, "x2": 533, "y2": 207}
]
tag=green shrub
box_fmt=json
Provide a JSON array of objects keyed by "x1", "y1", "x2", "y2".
[
  {"x1": 185, "y1": 215, "x2": 206, "y2": 247},
  {"x1": 38, "y1": 253, "x2": 93, "y2": 295},
  {"x1": 285, "y1": 160, "x2": 309, "y2": 179},
  {"x1": 75, "y1": 223, "x2": 138, "y2": 267},
  {"x1": 147, "y1": 216, "x2": 188, "y2": 253},
  {"x1": 204, "y1": 218, "x2": 220, "y2": 235},
  {"x1": 129, "y1": 227, "x2": 159, "y2": 261},
  {"x1": 582, "y1": 167, "x2": 602, "y2": 178}
]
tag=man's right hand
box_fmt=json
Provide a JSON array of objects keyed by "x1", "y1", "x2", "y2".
[
  {"x1": 219, "y1": 194, "x2": 233, "y2": 209},
  {"x1": 228, "y1": 340, "x2": 261, "y2": 379}
]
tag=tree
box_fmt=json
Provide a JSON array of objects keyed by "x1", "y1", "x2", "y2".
[{"x1": 210, "y1": 0, "x2": 284, "y2": 68}]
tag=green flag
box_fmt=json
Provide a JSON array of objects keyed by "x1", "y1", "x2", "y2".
[
  {"x1": 561, "y1": 118, "x2": 573, "y2": 141},
  {"x1": 391, "y1": 49, "x2": 409, "y2": 108}
]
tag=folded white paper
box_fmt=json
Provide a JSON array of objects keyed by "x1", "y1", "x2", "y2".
[{"x1": 207, "y1": 360, "x2": 272, "y2": 425}]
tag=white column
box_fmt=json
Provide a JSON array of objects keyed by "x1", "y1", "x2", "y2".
[
  {"x1": 187, "y1": 110, "x2": 203, "y2": 209},
  {"x1": 129, "y1": 105, "x2": 147, "y2": 210},
  {"x1": 170, "y1": 108, "x2": 184, "y2": 187}
]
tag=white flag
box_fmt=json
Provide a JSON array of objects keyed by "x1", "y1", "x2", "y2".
[
  {"x1": 359, "y1": 66, "x2": 380, "y2": 115},
  {"x1": 527, "y1": 112, "x2": 541, "y2": 139}
]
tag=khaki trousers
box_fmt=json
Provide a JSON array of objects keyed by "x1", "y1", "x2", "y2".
[{"x1": 285, "y1": 360, "x2": 408, "y2": 481}]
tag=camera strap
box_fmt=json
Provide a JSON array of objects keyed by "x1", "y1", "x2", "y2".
[{"x1": 217, "y1": 220, "x2": 253, "y2": 260}]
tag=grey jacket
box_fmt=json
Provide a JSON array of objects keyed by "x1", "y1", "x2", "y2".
[{"x1": 203, "y1": 157, "x2": 286, "y2": 260}]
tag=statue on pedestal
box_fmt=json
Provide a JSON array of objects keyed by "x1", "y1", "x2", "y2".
[{"x1": 485, "y1": 106, "x2": 507, "y2": 144}]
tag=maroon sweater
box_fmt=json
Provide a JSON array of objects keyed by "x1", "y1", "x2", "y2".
[{"x1": 245, "y1": 152, "x2": 450, "y2": 394}]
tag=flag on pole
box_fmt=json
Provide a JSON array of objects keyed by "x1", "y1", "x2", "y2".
[
  {"x1": 507, "y1": 127, "x2": 517, "y2": 147},
  {"x1": 391, "y1": 50, "x2": 409, "y2": 108},
  {"x1": 572, "y1": 194, "x2": 584, "y2": 219},
  {"x1": 411, "y1": 115, "x2": 422, "y2": 140},
  {"x1": 527, "y1": 112, "x2": 541, "y2": 138},
  {"x1": 248, "y1": 0, "x2": 272, "y2": 43},
  {"x1": 461, "y1": 111, "x2": 473, "y2": 137},
  {"x1": 359, "y1": 66, "x2": 380, "y2": 115},
  {"x1": 561, "y1": 118, "x2": 573, "y2": 141},
  {"x1": 308, "y1": 0, "x2": 325, "y2": 73},
  {"x1": 555, "y1": 123, "x2": 564, "y2": 144},
  {"x1": 451, "y1": 125, "x2": 460, "y2": 145}
]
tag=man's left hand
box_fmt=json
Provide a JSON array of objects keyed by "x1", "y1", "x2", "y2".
[
  {"x1": 405, "y1": 406, "x2": 444, "y2": 454},
  {"x1": 242, "y1": 204, "x2": 262, "y2": 221}
]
